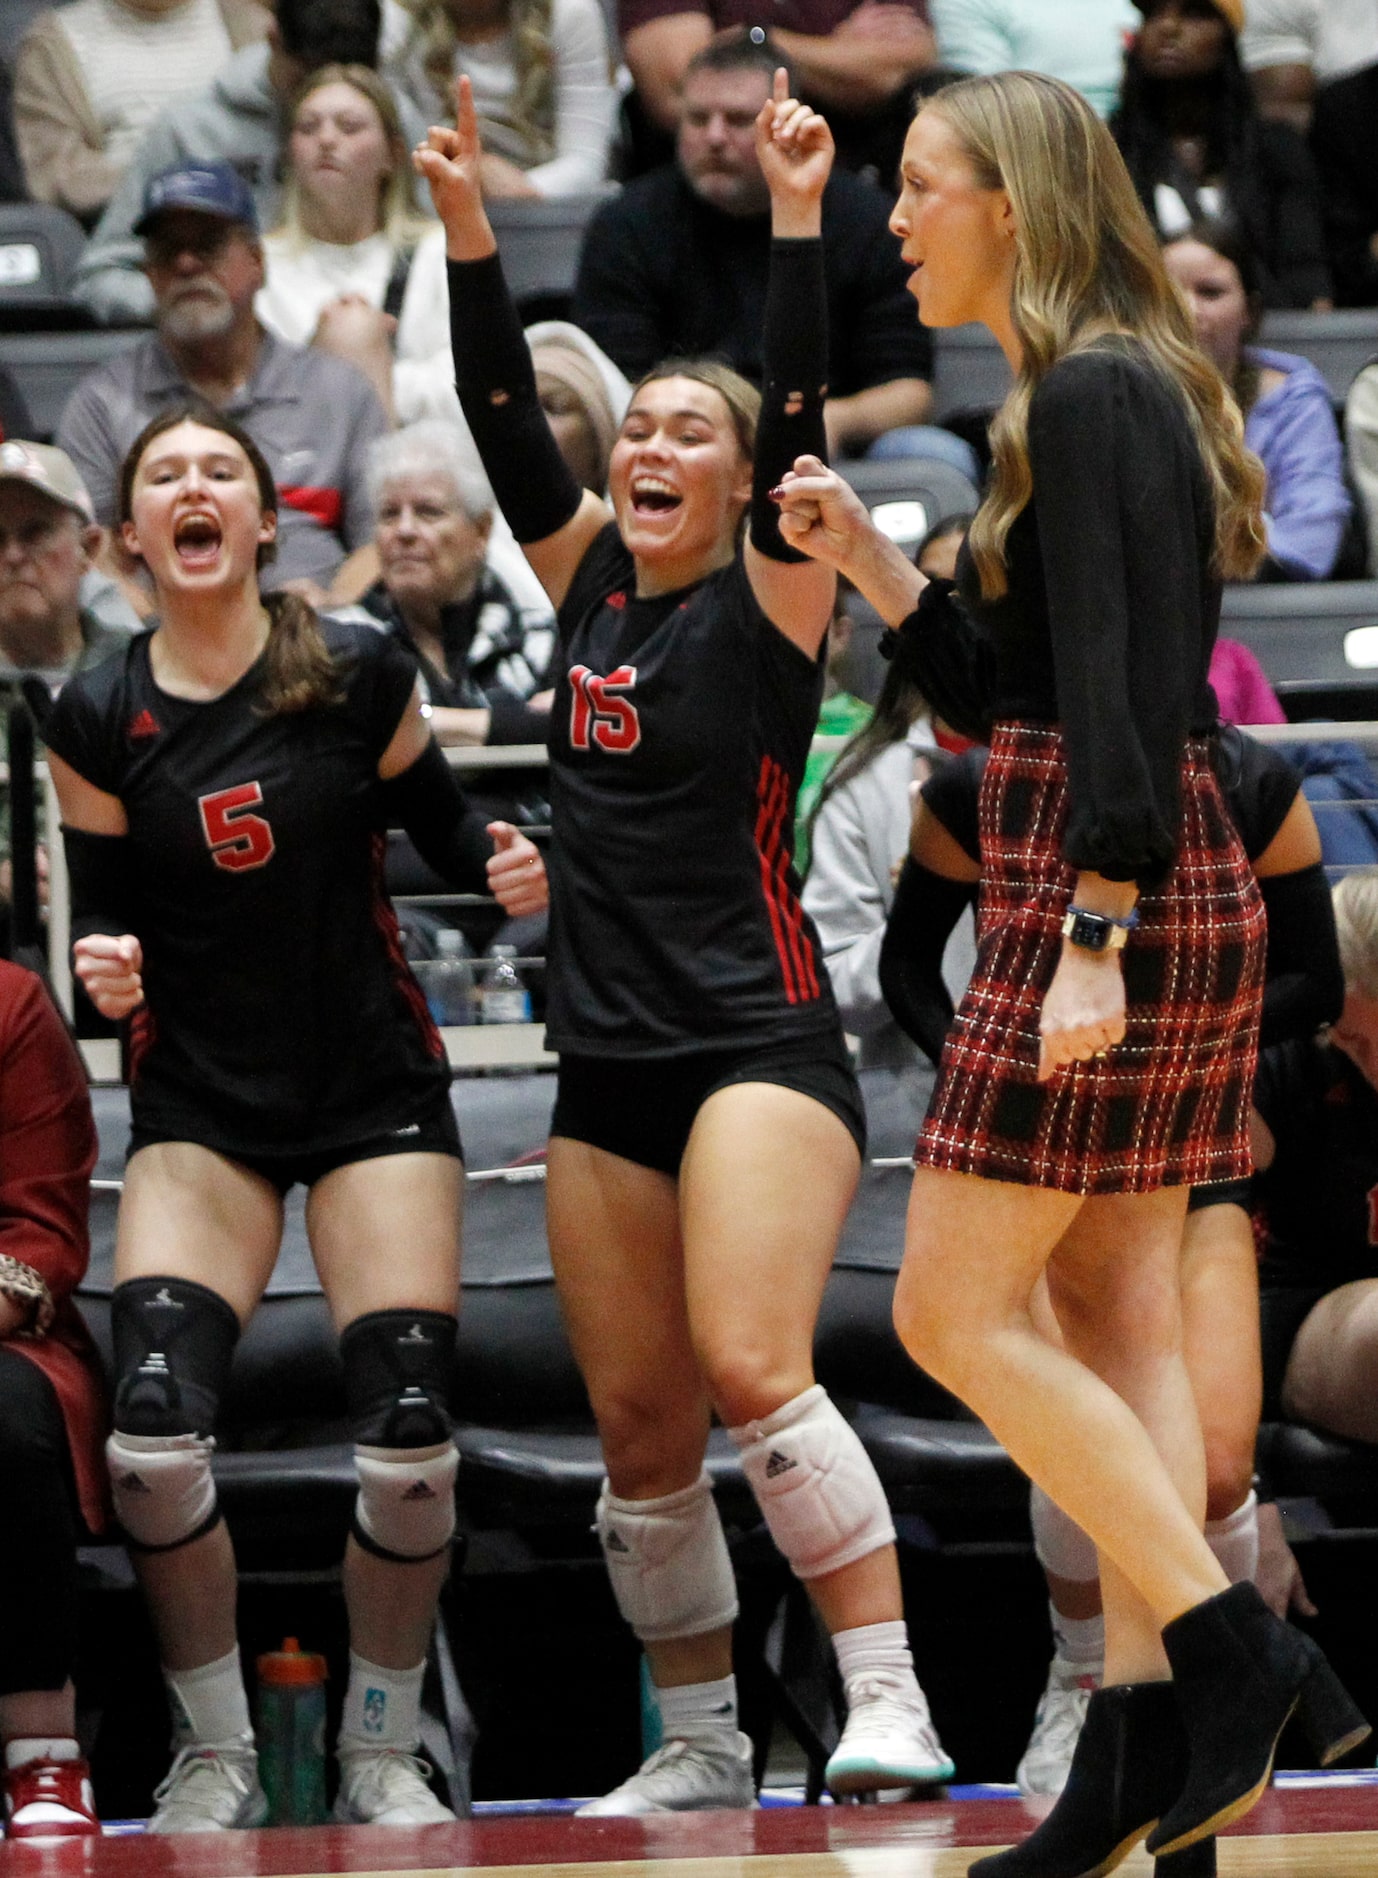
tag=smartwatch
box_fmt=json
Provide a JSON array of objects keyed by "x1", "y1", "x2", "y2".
[{"x1": 1061, "y1": 906, "x2": 1138, "y2": 952}]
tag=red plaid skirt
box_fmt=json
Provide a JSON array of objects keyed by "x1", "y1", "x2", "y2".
[{"x1": 915, "y1": 722, "x2": 1265, "y2": 1195}]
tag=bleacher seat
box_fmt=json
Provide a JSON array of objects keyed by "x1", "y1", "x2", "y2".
[
  {"x1": 930, "y1": 323, "x2": 1011, "y2": 424},
  {"x1": 0, "y1": 327, "x2": 144, "y2": 442},
  {"x1": 0, "y1": 203, "x2": 89, "y2": 328},
  {"x1": 1258, "y1": 308, "x2": 1378, "y2": 404},
  {"x1": 487, "y1": 194, "x2": 611, "y2": 315},
  {"x1": 1220, "y1": 580, "x2": 1378, "y2": 719},
  {"x1": 840, "y1": 456, "x2": 982, "y2": 555}
]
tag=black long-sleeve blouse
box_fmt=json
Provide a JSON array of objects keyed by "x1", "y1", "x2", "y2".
[{"x1": 892, "y1": 343, "x2": 1222, "y2": 882}]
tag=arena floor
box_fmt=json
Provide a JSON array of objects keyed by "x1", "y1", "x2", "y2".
[{"x1": 14, "y1": 1780, "x2": 1378, "y2": 1875}]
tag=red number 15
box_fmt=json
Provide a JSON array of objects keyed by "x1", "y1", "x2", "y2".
[{"x1": 199, "y1": 782, "x2": 276, "y2": 873}]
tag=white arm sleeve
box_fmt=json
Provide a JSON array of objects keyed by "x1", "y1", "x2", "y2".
[
  {"x1": 523, "y1": 0, "x2": 616, "y2": 197},
  {"x1": 1238, "y1": 0, "x2": 1316, "y2": 72}
]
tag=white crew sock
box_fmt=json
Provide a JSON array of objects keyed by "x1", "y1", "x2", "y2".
[
  {"x1": 339, "y1": 1651, "x2": 425, "y2": 1751},
  {"x1": 1049, "y1": 1607, "x2": 1104, "y2": 1678},
  {"x1": 655, "y1": 1674, "x2": 738, "y2": 1744},
  {"x1": 5, "y1": 1738, "x2": 80, "y2": 1771},
  {"x1": 832, "y1": 1619, "x2": 922, "y2": 1703},
  {"x1": 1205, "y1": 1488, "x2": 1260, "y2": 1585},
  {"x1": 164, "y1": 1647, "x2": 252, "y2": 1749}
]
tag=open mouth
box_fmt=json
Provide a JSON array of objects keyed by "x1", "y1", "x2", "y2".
[
  {"x1": 173, "y1": 511, "x2": 223, "y2": 571},
  {"x1": 630, "y1": 476, "x2": 683, "y2": 518}
]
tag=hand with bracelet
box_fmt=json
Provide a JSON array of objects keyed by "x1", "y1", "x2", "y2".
[{"x1": 1036, "y1": 873, "x2": 1137, "y2": 1082}]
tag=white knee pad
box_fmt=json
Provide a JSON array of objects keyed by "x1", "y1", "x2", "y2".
[
  {"x1": 595, "y1": 1470, "x2": 739, "y2": 1643},
  {"x1": 107, "y1": 1429, "x2": 218, "y2": 1552},
  {"x1": 731, "y1": 1385, "x2": 894, "y2": 1582},
  {"x1": 1030, "y1": 1486, "x2": 1099, "y2": 1584},
  {"x1": 354, "y1": 1440, "x2": 458, "y2": 1563}
]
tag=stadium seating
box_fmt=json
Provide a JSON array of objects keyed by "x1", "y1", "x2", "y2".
[
  {"x1": 1220, "y1": 580, "x2": 1378, "y2": 718},
  {"x1": 486, "y1": 193, "x2": 611, "y2": 316},
  {"x1": 840, "y1": 455, "x2": 982, "y2": 554},
  {"x1": 0, "y1": 326, "x2": 142, "y2": 441},
  {"x1": 929, "y1": 323, "x2": 1010, "y2": 423},
  {"x1": 0, "y1": 203, "x2": 88, "y2": 327},
  {"x1": 1258, "y1": 308, "x2": 1378, "y2": 405}
]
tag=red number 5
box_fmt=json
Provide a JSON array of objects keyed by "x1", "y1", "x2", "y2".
[{"x1": 199, "y1": 782, "x2": 276, "y2": 873}]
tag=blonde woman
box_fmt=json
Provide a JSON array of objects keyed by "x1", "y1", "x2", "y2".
[
  {"x1": 777, "y1": 71, "x2": 1366, "y2": 1876},
  {"x1": 255, "y1": 65, "x2": 452, "y2": 423},
  {"x1": 390, "y1": 0, "x2": 615, "y2": 197}
]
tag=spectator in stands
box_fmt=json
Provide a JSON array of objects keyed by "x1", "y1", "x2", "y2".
[
  {"x1": 574, "y1": 33, "x2": 949, "y2": 464},
  {"x1": 1349, "y1": 361, "x2": 1378, "y2": 575},
  {"x1": 618, "y1": 0, "x2": 937, "y2": 177},
  {"x1": 0, "y1": 371, "x2": 34, "y2": 448},
  {"x1": 1309, "y1": 59, "x2": 1378, "y2": 308},
  {"x1": 70, "y1": 0, "x2": 428, "y2": 326},
  {"x1": 802, "y1": 519, "x2": 973, "y2": 1069},
  {"x1": 0, "y1": 961, "x2": 106, "y2": 1841},
  {"x1": 1251, "y1": 868, "x2": 1378, "y2": 1450},
  {"x1": 1238, "y1": 0, "x2": 1378, "y2": 133},
  {"x1": 256, "y1": 63, "x2": 447, "y2": 424},
  {"x1": 0, "y1": 442, "x2": 127, "y2": 679},
  {"x1": 13, "y1": 0, "x2": 269, "y2": 228},
  {"x1": 929, "y1": 0, "x2": 1138, "y2": 119},
  {"x1": 1111, "y1": 0, "x2": 1332, "y2": 308},
  {"x1": 59, "y1": 162, "x2": 389, "y2": 604},
  {"x1": 529, "y1": 325, "x2": 625, "y2": 494},
  {"x1": 346, "y1": 422, "x2": 554, "y2": 749},
  {"x1": 0, "y1": 68, "x2": 26, "y2": 206},
  {"x1": 386, "y1": 0, "x2": 617, "y2": 196},
  {"x1": 1163, "y1": 220, "x2": 1350, "y2": 578}
]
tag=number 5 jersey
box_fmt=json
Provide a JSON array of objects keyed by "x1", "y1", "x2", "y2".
[
  {"x1": 544, "y1": 523, "x2": 841, "y2": 1059},
  {"x1": 45, "y1": 619, "x2": 451, "y2": 1156}
]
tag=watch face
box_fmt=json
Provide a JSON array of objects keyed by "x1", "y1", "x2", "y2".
[{"x1": 1069, "y1": 910, "x2": 1111, "y2": 951}]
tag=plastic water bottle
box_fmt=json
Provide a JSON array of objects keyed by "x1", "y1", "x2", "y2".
[
  {"x1": 480, "y1": 944, "x2": 531, "y2": 1024},
  {"x1": 416, "y1": 927, "x2": 474, "y2": 1026},
  {"x1": 256, "y1": 1638, "x2": 327, "y2": 1825}
]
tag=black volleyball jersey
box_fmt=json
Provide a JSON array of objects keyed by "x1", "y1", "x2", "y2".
[
  {"x1": 545, "y1": 524, "x2": 839, "y2": 1057},
  {"x1": 45, "y1": 619, "x2": 450, "y2": 1154},
  {"x1": 1255, "y1": 1038, "x2": 1378, "y2": 1294}
]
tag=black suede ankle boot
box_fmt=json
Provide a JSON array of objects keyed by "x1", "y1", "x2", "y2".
[
  {"x1": 1148, "y1": 1582, "x2": 1370, "y2": 1858},
  {"x1": 968, "y1": 1683, "x2": 1185, "y2": 1878}
]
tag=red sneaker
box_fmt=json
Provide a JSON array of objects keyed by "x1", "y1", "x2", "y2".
[{"x1": 4, "y1": 1757, "x2": 101, "y2": 1838}]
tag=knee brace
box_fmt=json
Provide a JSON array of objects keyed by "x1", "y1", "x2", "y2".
[
  {"x1": 342, "y1": 1309, "x2": 459, "y2": 1564},
  {"x1": 730, "y1": 1385, "x2": 895, "y2": 1582},
  {"x1": 595, "y1": 1470, "x2": 739, "y2": 1643},
  {"x1": 108, "y1": 1277, "x2": 239, "y2": 1553},
  {"x1": 1030, "y1": 1486, "x2": 1099, "y2": 1584}
]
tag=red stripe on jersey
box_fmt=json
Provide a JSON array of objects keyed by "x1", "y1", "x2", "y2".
[
  {"x1": 368, "y1": 834, "x2": 445, "y2": 1059},
  {"x1": 278, "y1": 484, "x2": 343, "y2": 530},
  {"x1": 768, "y1": 759, "x2": 821, "y2": 1000},
  {"x1": 755, "y1": 756, "x2": 800, "y2": 1002},
  {"x1": 127, "y1": 1004, "x2": 156, "y2": 1090}
]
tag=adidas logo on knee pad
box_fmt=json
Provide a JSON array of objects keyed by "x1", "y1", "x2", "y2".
[{"x1": 765, "y1": 1450, "x2": 798, "y2": 1478}]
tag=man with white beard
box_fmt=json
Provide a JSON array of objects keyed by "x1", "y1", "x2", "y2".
[{"x1": 58, "y1": 161, "x2": 389, "y2": 602}]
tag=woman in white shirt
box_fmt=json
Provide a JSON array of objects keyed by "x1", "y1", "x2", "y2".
[{"x1": 387, "y1": 0, "x2": 616, "y2": 197}]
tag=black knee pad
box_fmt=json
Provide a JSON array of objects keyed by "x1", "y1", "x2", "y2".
[
  {"x1": 340, "y1": 1309, "x2": 457, "y2": 1448},
  {"x1": 111, "y1": 1277, "x2": 240, "y2": 1437}
]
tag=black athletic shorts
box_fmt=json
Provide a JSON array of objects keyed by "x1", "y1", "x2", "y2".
[
  {"x1": 128, "y1": 1095, "x2": 463, "y2": 1196},
  {"x1": 550, "y1": 1029, "x2": 866, "y2": 1177},
  {"x1": 1259, "y1": 1285, "x2": 1327, "y2": 1421}
]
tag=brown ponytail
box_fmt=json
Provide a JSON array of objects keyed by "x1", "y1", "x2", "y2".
[{"x1": 119, "y1": 401, "x2": 345, "y2": 716}]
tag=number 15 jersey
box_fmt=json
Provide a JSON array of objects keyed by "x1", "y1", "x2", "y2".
[
  {"x1": 45, "y1": 620, "x2": 449, "y2": 1157},
  {"x1": 545, "y1": 524, "x2": 841, "y2": 1058}
]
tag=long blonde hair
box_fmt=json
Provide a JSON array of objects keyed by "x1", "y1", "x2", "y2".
[
  {"x1": 399, "y1": 0, "x2": 557, "y2": 169},
  {"x1": 924, "y1": 72, "x2": 1266, "y2": 599},
  {"x1": 278, "y1": 64, "x2": 430, "y2": 250}
]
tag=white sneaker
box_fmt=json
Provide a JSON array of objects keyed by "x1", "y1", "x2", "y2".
[
  {"x1": 1016, "y1": 1659, "x2": 1098, "y2": 1797},
  {"x1": 575, "y1": 1732, "x2": 756, "y2": 1816},
  {"x1": 826, "y1": 1678, "x2": 955, "y2": 1795},
  {"x1": 147, "y1": 1740, "x2": 268, "y2": 1834},
  {"x1": 332, "y1": 1744, "x2": 456, "y2": 1826}
]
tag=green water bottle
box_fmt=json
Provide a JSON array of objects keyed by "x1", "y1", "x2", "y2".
[{"x1": 257, "y1": 1638, "x2": 328, "y2": 1825}]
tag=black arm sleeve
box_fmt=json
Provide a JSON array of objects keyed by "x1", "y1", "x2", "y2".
[
  {"x1": 377, "y1": 741, "x2": 495, "y2": 894},
  {"x1": 63, "y1": 828, "x2": 135, "y2": 944},
  {"x1": 446, "y1": 254, "x2": 584, "y2": 544},
  {"x1": 881, "y1": 581, "x2": 996, "y2": 745},
  {"x1": 750, "y1": 238, "x2": 829, "y2": 564},
  {"x1": 878, "y1": 857, "x2": 977, "y2": 1066},
  {"x1": 1258, "y1": 861, "x2": 1344, "y2": 1049}
]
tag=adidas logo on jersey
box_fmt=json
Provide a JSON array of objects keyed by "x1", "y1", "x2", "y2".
[
  {"x1": 765, "y1": 1450, "x2": 798, "y2": 1479},
  {"x1": 127, "y1": 709, "x2": 161, "y2": 741}
]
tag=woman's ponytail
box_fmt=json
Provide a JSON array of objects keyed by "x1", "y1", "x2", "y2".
[{"x1": 260, "y1": 591, "x2": 345, "y2": 715}]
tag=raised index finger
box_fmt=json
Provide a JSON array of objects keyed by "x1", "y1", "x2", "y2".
[{"x1": 773, "y1": 66, "x2": 789, "y2": 105}]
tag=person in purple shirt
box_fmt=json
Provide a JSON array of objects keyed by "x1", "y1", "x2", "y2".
[{"x1": 1164, "y1": 216, "x2": 1351, "y2": 578}]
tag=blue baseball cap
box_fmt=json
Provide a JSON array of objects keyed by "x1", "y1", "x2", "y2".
[{"x1": 134, "y1": 161, "x2": 259, "y2": 238}]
